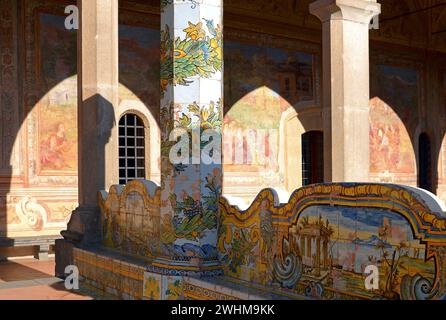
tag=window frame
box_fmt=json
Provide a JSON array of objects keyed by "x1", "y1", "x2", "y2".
[{"x1": 118, "y1": 112, "x2": 148, "y2": 185}]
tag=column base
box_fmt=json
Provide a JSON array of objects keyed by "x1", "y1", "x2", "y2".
[
  {"x1": 55, "y1": 206, "x2": 100, "y2": 278},
  {"x1": 61, "y1": 206, "x2": 101, "y2": 244}
]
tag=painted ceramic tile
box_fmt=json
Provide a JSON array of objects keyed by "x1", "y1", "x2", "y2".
[
  {"x1": 158, "y1": 0, "x2": 223, "y2": 268},
  {"x1": 219, "y1": 184, "x2": 446, "y2": 300},
  {"x1": 337, "y1": 207, "x2": 358, "y2": 241},
  {"x1": 370, "y1": 65, "x2": 418, "y2": 178},
  {"x1": 94, "y1": 256, "x2": 104, "y2": 289},
  {"x1": 162, "y1": 276, "x2": 184, "y2": 300},
  {"x1": 143, "y1": 272, "x2": 162, "y2": 300},
  {"x1": 112, "y1": 260, "x2": 122, "y2": 293},
  {"x1": 101, "y1": 182, "x2": 162, "y2": 262}
]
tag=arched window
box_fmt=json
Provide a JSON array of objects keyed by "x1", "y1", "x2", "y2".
[
  {"x1": 418, "y1": 133, "x2": 432, "y2": 192},
  {"x1": 119, "y1": 113, "x2": 146, "y2": 185},
  {"x1": 302, "y1": 131, "x2": 324, "y2": 186}
]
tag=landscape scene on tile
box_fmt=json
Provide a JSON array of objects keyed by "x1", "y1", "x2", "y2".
[{"x1": 219, "y1": 184, "x2": 446, "y2": 300}]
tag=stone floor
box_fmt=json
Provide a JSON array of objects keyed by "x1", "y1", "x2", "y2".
[{"x1": 0, "y1": 258, "x2": 99, "y2": 300}]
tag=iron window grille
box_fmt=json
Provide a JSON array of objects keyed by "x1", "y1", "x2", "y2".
[{"x1": 119, "y1": 114, "x2": 146, "y2": 185}]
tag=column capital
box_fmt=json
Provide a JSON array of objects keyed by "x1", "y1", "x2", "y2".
[{"x1": 310, "y1": 0, "x2": 381, "y2": 24}]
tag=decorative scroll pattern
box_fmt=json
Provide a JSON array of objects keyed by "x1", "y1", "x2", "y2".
[
  {"x1": 273, "y1": 252, "x2": 302, "y2": 289},
  {"x1": 15, "y1": 197, "x2": 48, "y2": 231},
  {"x1": 219, "y1": 183, "x2": 446, "y2": 300}
]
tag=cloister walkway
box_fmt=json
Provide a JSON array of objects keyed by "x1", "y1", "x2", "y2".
[{"x1": 0, "y1": 259, "x2": 102, "y2": 300}]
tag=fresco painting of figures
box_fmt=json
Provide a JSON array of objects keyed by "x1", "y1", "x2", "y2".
[
  {"x1": 38, "y1": 13, "x2": 77, "y2": 173},
  {"x1": 293, "y1": 206, "x2": 433, "y2": 300},
  {"x1": 119, "y1": 24, "x2": 160, "y2": 114},
  {"x1": 369, "y1": 65, "x2": 419, "y2": 178},
  {"x1": 37, "y1": 15, "x2": 161, "y2": 174},
  {"x1": 223, "y1": 40, "x2": 315, "y2": 193}
]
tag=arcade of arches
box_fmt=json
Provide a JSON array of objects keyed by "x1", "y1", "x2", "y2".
[{"x1": 0, "y1": 0, "x2": 446, "y2": 261}]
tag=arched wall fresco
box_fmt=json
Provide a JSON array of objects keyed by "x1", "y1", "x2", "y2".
[
  {"x1": 2, "y1": 0, "x2": 446, "y2": 248},
  {"x1": 369, "y1": 48, "x2": 446, "y2": 207},
  {"x1": 437, "y1": 72, "x2": 446, "y2": 203},
  {"x1": 222, "y1": 29, "x2": 321, "y2": 207},
  {"x1": 369, "y1": 63, "x2": 419, "y2": 186},
  {"x1": 0, "y1": 0, "x2": 161, "y2": 243}
]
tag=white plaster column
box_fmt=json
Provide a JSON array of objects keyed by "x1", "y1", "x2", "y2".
[{"x1": 310, "y1": 0, "x2": 381, "y2": 182}]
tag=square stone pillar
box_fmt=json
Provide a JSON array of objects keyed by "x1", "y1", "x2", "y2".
[
  {"x1": 153, "y1": 0, "x2": 223, "y2": 275},
  {"x1": 57, "y1": 0, "x2": 119, "y2": 277},
  {"x1": 310, "y1": 0, "x2": 380, "y2": 182}
]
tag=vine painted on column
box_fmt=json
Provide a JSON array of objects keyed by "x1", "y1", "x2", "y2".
[
  {"x1": 161, "y1": 170, "x2": 221, "y2": 244},
  {"x1": 159, "y1": 0, "x2": 223, "y2": 266},
  {"x1": 161, "y1": 19, "x2": 222, "y2": 93},
  {"x1": 160, "y1": 99, "x2": 222, "y2": 177},
  {"x1": 160, "y1": 100, "x2": 222, "y2": 251}
]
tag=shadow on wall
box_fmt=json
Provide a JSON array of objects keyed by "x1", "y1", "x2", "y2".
[
  {"x1": 222, "y1": 38, "x2": 322, "y2": 205},
  {"x1": 370, "y1": 62, "x2": 446, "y2": 195}
]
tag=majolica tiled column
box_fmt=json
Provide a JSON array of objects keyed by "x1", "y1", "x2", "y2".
[
  {"x1": 310, "y1": 0, "x2": 381, "y2": 182},
  {"x1": 154, "y1": 0, "x2": 223, "y2": 275}
]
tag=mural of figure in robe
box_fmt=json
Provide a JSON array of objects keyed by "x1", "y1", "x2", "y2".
[{"x1": 40, "y1": 122, "x2": 73, "y2": 170}]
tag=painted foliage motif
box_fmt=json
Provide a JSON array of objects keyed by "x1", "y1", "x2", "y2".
[
  {"x1": 370, "y1": 65, "x2": 418, "y2": 177},
  {"x1": 160, "y1": 20, "x2": 222, "y2": 93},
  {"x1": 219, "y1": 184, "x2": 446, "y2": 300},
  {"x1": 38, "y1": 13, "x2": 77, "y2": 173}
]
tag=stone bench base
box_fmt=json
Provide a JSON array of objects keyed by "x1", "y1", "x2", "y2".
[
  {"x1": 73, "y1": 247, "x2": 295, "y2": 301},
  {"x1": 0, "y1": 236, "x2": 62, "y2": 261}
]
